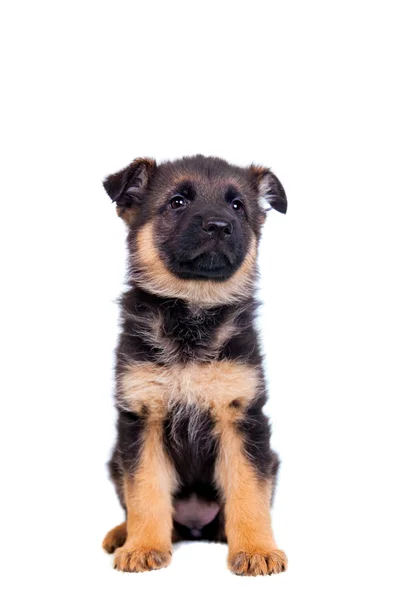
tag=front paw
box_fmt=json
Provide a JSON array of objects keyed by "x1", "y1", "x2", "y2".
[
  {"x1": 114, "y1": 546, "x2": 172, "y2": 572},
  {"x1": 229, "y1": 549, "x2": 287, "y2": 576}
]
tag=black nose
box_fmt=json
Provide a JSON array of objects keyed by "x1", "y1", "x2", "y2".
[{"x1": 202, "y1": 216, "x2": 233, "y2": 238}]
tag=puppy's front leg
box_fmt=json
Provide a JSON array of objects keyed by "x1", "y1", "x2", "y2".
[
  {"x1": 114, "y1": 420, "x2": 177, "y2": 572},
  {"x1": 215, "y1": 421, "x2": 287, "y2": 576}
]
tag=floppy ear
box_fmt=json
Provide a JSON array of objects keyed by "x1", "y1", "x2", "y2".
[
  {"x1": 250, "y1": 165, "x2": 287, "y2": 215},
  {"x1": 103, "y1": 157, "x2": 157, "y2": 223}
]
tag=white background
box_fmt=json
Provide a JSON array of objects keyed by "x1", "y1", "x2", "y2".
[{"x1": 1, "y1": 1, "x2": 399, "y2": 598}]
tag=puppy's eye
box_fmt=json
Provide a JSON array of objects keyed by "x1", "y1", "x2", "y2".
[
  {"x1": 230, "y1": 198, "x2": 244, "y2": 212},
  {"x1": 170, "y1": 195, "x2": 188, "y2": 209}
]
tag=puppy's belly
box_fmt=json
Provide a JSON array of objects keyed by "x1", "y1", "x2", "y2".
[{"x1": 173, "y1": 494, "x2": 220, "y2": 537}]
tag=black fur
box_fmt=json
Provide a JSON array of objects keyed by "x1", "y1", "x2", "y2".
[{"x1": 104, "y1": 154, "x2": 287, "y2": 544}]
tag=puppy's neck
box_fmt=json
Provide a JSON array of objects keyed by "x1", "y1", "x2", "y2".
[
  {"x1": 119, "y1": 284, "x2": 260, "y2": 365},
  {"x1": 130, "y1": 284, "x2": 247, "y2": 320}
]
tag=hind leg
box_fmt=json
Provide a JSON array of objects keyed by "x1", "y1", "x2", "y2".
[
  {"x1": 102, "y1": 522, "x2": 127, "y2": 554},
  {"x1": 103, "y1": 447, "x2": 128, "y2": 554}
]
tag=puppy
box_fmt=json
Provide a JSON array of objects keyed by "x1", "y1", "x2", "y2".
[{"x1": 101, "y1": 154, "x2": 288, "y2": 576}]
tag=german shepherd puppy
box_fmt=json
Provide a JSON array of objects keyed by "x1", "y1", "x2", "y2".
[{"x1": 101, "y1": 154, "x2": 288, "y2": 576}]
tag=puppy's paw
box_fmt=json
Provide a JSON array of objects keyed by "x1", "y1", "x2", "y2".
[
  {"x1": 114, "y1": 546, "x2": 172, "y2": 572},
  {"x1": 102, "y1": 523, "x2": 127, "y2": 554},
  {"x1": 229, "y1": 549, "x2": 287, "y2": 576}
]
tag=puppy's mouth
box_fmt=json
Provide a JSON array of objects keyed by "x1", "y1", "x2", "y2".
[
  {"x1": 160, "y1": 232, "x2": 245, "y2": 281},
  {"x1": 177, "y1": 252, "x2": 233, "y2": 280}
]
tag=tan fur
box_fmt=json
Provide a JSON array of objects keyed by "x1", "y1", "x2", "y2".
[
  {"x1": 215, "y1": 422, "x2": 287, "y2": 576},
  {"x1": 114, "y1": 420, "x2": 178, "y2": 572},
  {"x1": 118, "y1": 360, "x2": 261, "y2": 418},
  {"x1": 229, "y1": 549, "x2": 287, "y2": 576},
  {"x1": 135, "y1": 222, "x2": 257, "y2": 306},
  {"x1": 249, "y1": 164, "x2": 268, "y2": 182},
  {"x1": 102, "y1": 522, "x2": 127, "y2": 554},
  {"x1": 116, "y1": 206, "x2": 135, "y2": 225},
  {"x1": 212, "y1": 320, "x2": 238, "y2": 350}
]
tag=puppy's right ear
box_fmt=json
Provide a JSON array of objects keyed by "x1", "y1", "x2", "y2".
[{"x1": 103, "y1": 157, "x2": 156, "y2": 223}]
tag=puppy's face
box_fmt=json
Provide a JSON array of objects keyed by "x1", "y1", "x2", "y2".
[{"x1": 103, "y1": 155, "x2": 286, "y2": 305}]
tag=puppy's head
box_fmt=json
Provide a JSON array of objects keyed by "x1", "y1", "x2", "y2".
[{"x1": 103, "y1": 155, "x2": 286, "y2": 305}]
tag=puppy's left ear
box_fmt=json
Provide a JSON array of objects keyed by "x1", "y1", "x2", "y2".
[
  {"x1": 250, "y1": 165, "x2": 287, "y2": 215},
  {"x1": 103, "y1": 157, "x2": 157, "y2": 223}
]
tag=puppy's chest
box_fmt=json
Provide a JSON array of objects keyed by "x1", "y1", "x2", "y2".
[
  {"x1": 117, "y1": 304, "x2": 263, "y2": 418},
  {"x1": 119, "y1": 359, "x2": 261, "y2": 419},
  {"x1": 119, "y1": 310, "x2": 261, "y2": 418},
  {"x1": 144, "y1": 307, "x2": 236, "y2": 363},
  {"x1": 164, "y1": 318, "x2": 214, "y2": 359}
]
